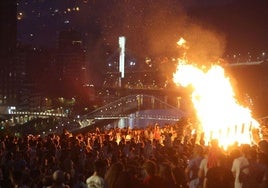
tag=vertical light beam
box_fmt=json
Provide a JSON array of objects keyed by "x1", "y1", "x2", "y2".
[{"x1": 119, "y1": 36, "x2": 126, "y2": 79}]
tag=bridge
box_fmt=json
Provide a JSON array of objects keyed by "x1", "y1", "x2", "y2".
[
  {"x1": 0, "y1": 94, "x2": 186, "y2": 135},
  {"x1": 2, "y1": 93, "x2": 268, "y2": 138},
  {"x1": 77, "y1": 94, "x2": 186, "y2": 130},
  {"x1": 0, "y1": 109, "x2": 68, "y2": 127}
]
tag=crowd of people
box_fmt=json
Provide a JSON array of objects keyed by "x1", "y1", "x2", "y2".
[{"x1": 0, "y1": 121, "x2": 267, "y2": 188}]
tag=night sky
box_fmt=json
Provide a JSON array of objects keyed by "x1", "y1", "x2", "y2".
[{"x1": 17, "y1": 0, "x2": 268, "y2": 60}]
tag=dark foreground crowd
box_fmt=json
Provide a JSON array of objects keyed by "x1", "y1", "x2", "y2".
[{"x1": 0, "y1": 123, "x2": 267, "y2": 188}]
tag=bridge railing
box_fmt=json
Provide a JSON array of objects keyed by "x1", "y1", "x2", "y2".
[{"x1": 82, "y1": 94, "x2": 179, "y2": 119}]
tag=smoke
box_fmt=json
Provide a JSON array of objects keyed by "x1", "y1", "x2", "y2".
[
  {"x1": 97, "y1": 0, "x2": 187, "y2": 59},
  {"x1": 83, "y1": 0, "x2": 227, "y2": 86},
  {"x1": 94, "y1": 0, "x2": 226, "y2": 63},
  {"x1": 182, "y1": 23, "x2": 226, "y2": 66}
]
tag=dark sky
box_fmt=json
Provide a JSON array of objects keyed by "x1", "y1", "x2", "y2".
[{"x1": 17, "y1": 0, "x2": 268, "y2": 59}]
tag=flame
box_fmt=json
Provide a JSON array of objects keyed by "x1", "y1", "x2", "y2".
[
  {"x1": 177, "y1": 37, "x2": 186, "y2": 46},
  {"x1": 177, "y1": 37, "x2": 189, "y2": 50},
  {"x1": 173, "y1": 58, "x2": 261, "y2": 149}
]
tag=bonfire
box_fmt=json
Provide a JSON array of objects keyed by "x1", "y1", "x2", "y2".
[{"x1": 173, "y1": 38, "x2": 262, "y2": 149}]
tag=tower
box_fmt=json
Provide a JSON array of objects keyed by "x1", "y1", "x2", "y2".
[
  {"x1": 118, "y1": 36, "x2": 126, "y2": 87},
  {"x1": 56, "y1": 30, "x2": 87, "y2": 98},
  {"x1": 0, "y1": 0, "x2": 18, "y2": 106},
  {"x1": 0, "y1": 0, "x2": 17, "y2": 57}
]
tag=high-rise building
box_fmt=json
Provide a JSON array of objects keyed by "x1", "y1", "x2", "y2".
[
  {"x1": 56, "y1": 30, "x2": 88, "y2": 98},
  {"x1": 0, "y1": 0, "x2": 18, "y2": 107},
  {"x1": 0, "y1": 0, "x2": 17, "y2": 57}
]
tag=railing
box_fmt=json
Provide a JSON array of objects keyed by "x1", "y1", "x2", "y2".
[
  {"x1": 9, "y1": 111, "x2": 67, "y2": 117},
  {"x1": 78, "y1": 94, "x2": 183, "y2": 128},
  {"x1": 82, "y1": 94, "x2": 179, "y2": 119}
]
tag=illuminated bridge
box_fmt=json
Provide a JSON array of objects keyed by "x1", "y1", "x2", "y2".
[
  {"x1": 77, "y1": 94, "x2": 187, "y2": 130},
  {"x1": 0, "y1": 109, "x2": 68, "y2": 127},
  {"x1": 0, "y1": 94, "x2": 186, "y2": 135}
]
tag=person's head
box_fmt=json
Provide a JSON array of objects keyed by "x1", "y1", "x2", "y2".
[
  {"x1": 42, "y1": 175, "x2": 53, "y2": 186},
  {"x1": 158, "y1": 162, "x2": 173, "y2": 181},
  {"x1": 52, "y1": 170, "x2": 65, "y2": 185},
  {"x1": 230, "y1": 148, "x2": 241, "y2": 159},
  {"x1": 105, "y1": 162, "x2": 124, "y2": 188},
  {"x1": 114, "y1": 171, "x2": 132, "y2": 188},
  {"x1": 94, "y1": 159, "x2": 107, "y2": 177},
  {"x1": 77, "y1": 173, "x2": 85, "y2": 182},
  {"x1": 193, "y1": 144, "x2": 203, "y2": 156},
  {"x1": 210, "y1": 139, "x2": 219, "y2": 148},
  {"x1": 143, "y1": 160, "x2": 157, "y2": 176},
  {"x1": 258, "y1": 140, "x2": 268, "y2": 155},
  {"x1": 241, "y1": 144, "x2": 251, "y2": 156},
  {"x1": 246, "y1": 148, "x2": 257, "y2": 162}
]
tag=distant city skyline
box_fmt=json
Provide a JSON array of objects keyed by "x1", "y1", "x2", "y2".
[{"x1": 1, "y1": 0, "x2": 268, "y2": 117}]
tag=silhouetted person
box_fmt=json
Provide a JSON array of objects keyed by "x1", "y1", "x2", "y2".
[
  {"x1": 205, "y1": 153, "x2": 234, "y2": 188},
  {"x1": 142, "y1": 160, "x2": 164, "y2": 188},
  {"x1": 86, "y1": 160, "x2": 106, "y2": 188}
]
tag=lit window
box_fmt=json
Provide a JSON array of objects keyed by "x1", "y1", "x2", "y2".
[
  {"x1": 17, "y1": 12, "x2": 23, "y2": 20},
  {"x1": 130, "y1": 61, "x2": 135, "y2": 66}
]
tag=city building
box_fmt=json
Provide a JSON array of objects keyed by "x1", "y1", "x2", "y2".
[
  {"x1": 0, "y1": 0, "x2": 18, "y2": 108},
  {"x1": 0, "y1": 1, "x2": 43, "y2": 112},
  {"x1": 0, "y1": 0, "x2": 17, "y2": 57},
  {"x1": 55, "y1": 30, "x2": 89, "y2": 102}
]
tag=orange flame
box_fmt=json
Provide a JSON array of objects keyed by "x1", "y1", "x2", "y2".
[
  {"x1": 177, "y1": 37, "x2": 186, "y2": 46},
  {"x1": 177, "y1": 37, "x2": 189, "y2": 50},
  {"x1": 173, "y1": 58, "x2": 261, "y2": 149}
]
